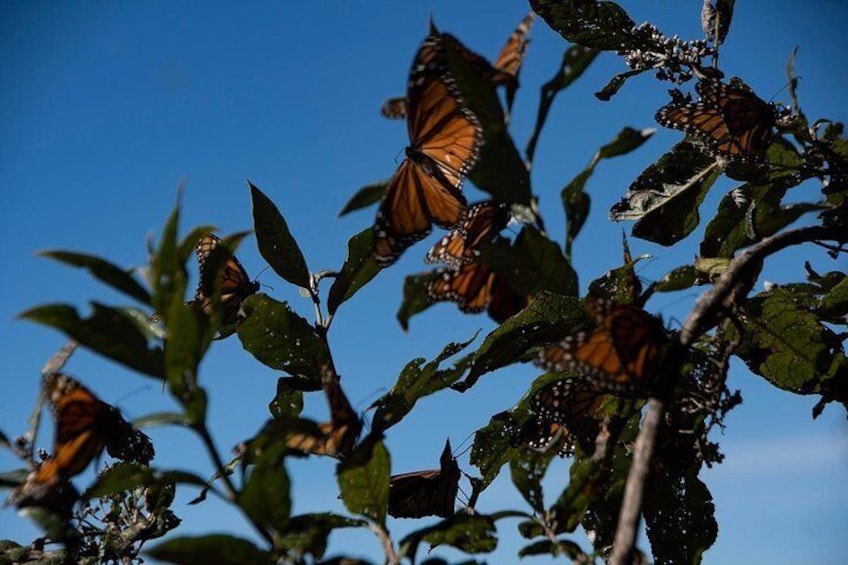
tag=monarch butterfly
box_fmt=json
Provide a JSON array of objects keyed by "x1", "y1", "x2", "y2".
[
  {"x1": 13, "y1": 374, "x2": 153, "y2": 505},
  {"x1": 537, "y1": 300, "x2": 666, "y2": 394},
  {"x1": 425, "y1": 201, "x2": 510, "y2": 268},
  {"x1": 427, "y1": 262, "x2": 527, "y2": 323},
  {"x1": 379, "y1": 14, "x2": 533, "y2": 120},
  {"x1": 284, "y1": 377, "x2": 361, "y2": 458},
  {"x1": 192, "y1": 233, "x2": 260, "y2": 325},
  {"x1": 388, "y1": 439, "x2": 460, "y2": 519},
  {"x1": 492, "y1": 12, "x2": 534, "y2": 80},
  {"x1": 655, "y1": 78, "x2": 786, "y2": 164},
  {"x1": 517, "y1": 378, "x2": 605, "y2": 457},
  {"x1": 373, "y1": 32, "x2": 483, "y2": 267}
]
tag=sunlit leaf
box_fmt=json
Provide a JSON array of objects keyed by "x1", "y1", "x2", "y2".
[
  {"x1": 238, "y1": 446, "x2": 291, "y2": 534},
  {"x1": 337, "y1": 436, "x2": 390, "y2": 525}
]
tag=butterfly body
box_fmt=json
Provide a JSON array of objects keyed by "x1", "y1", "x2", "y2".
[
  {"x1": 538, "y1": 300, "x2": 666, "y2": 394},
  {"x1": 193, "y1": 233, "x2": 259, "y2": 325},
  {"x1": 373, "y1": 34, "x2": 483, "y2": 267}
]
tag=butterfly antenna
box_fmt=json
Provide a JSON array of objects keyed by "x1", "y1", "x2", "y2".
[{"x1": 452, "y1": 431, "x2": 477, "y2": 458}]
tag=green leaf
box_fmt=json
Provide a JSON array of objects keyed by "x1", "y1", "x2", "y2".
[
  {"x1": 371, "y1": 335, "x2": 477, "y2": 433},
  {"x1": 482, "y1": 228, "x2": 578, "y2": 298},
  {"x1": 84, "y1": 462, "x2": 206, "y2": 499},
  {"x1": 643, "y1": 463, "x2": 717, "y2": 565},
  {"x1": 611, "y1": 141, "x2": 721, "y2": 245},
  {"x1": 147, "y1": 535, "x2": 274, "y2": 565},
  {"x1": 399, "y1": 513, "x2": 497, "y2": 558},
  {"x1": 237, "y1": 294, "x2": 330, "y2": 385},
  {"x1": 338, "y1": 182, "x2": 387, "y2": 217},
  {"x1": 164, "y1": 300, "x2": 211, "y2": 424},
  {"x1": 132, "y1": 412, "x2": 193, "y2": 429},
  {"x1": 595, "y1": 69, "x2": 644, "y2": 101},
  {"x1": 531, "y1": 0, "x2": 637, "y2": 51},
  {"x1": 519, "y1": 538, "x2": 590, "y2": 559},
  {"x1": 278, "y1": 513, "x2": 367, "y2": 560},
  {"x1": 654, "y1": 265, "x2": 699, "y2": 293},
  {"x1": 526, "y1": 45, "x2": 598, "y2": 165},
  {"x1": 238, "y1": 446, "x2": 291, "y2": 535},
  {"x1": 510, "y1": 450, "x2": 556, "y2": 515},
  {"x1": 455, "y1": 293, "x2": 581, "y2": 391},
  {"x1": 701, "y1": 176, "x2": 818, "y2": 258},
  {"x1": 268, "y1": 377, "x2": 306, "y2": 419},
  {"x1": 39, "y1": 250, "x2": 151, "y2": 304},
  {"x1": 327, "y1": 228, "x2": 380, "y2": 316},
  {"x1": 250, "y1": 181, "x2": 310, "y2": 289},
  {"x1": 19, "y1": 303, "x2": 164, "y2": 379},
  {"x1": 337, "y1": 436, "x2": 390, "y2": 524},
  {"x1": 442, "y1": 34, "x2": 531, "y2": 206},
  {"x1": 731, "y1": 288, "x2": 848, "y2": 399},
  {"x1": 396, "y1": 271, "x2": 441, "y2": 331}
]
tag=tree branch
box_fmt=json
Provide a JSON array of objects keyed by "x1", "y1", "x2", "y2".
[{"x1": 610, "y1": 224, "x2": 847, "y2": 564}]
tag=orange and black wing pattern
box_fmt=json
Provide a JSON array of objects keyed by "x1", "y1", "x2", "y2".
[
  {"x1": 426, "y1": 262, "x2": 526, "y2": 323},
  {"x1": 537, "y1": 300, "x2": 665, "y2": 394},
  {"x1": 493, "y1": 12, "x2": 534, "y2": 80},
  {"x1": 655, "y1": 77, "x2": 781, "y2": 164},
  {"x1": 193, "y1": 233, "x2": 260, "y2": 325},
  {"x1": 425, "y1": 201, "x2": 510, "y2": 268},
  {"x1": 285, "y1": 378, "x2": 361, "y2": 458},
  {"x1": 388, "y1": 439, "x2": 460, "y2": 519},
  {"x1": 373, "y1": 33, "x2": 483, "y2": 267},
  {"x1": 517, "y1": 378, "x2": 605, "y2": 457},
  {"x1": 380, "y1": 96, "x2": 408, "y2": 120}
]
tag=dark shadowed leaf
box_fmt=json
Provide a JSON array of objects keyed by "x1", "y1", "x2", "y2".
[
  {"x1": 19, "y1": 303, "x2": 164, "y2": 379},
  {"x1": 237, "y1": 294, "x2": 330, "y2": 385},
  {"x1": 238, "y1": 446, "x2": 291, "y2": 534},
  {"x1": 399, "y1": 513, "x2": 498, "y2": 558},
  {"x1": 611, "y1": 141, "x2": 721, "y2": 245},
  {"x1": 455, "y1": 293, "x2": 581, "y2": 391},
  {"x1": 132, "y1": 412, "x2": 193, "y2": 429},
  {"x1": 526, "y1": 45, "x2": 598, "y2": 165},
  {"x1": 269, "y1": 377, "x2": 306, "y2": 419},
  {"x1": 338, "y1": 182, "x2": 387, "y2": 217},
  {"x1": 327, "y1": 228, "x2": 380, "y2": 315},
  {"x1": 39, "y1": 250, "x2": 151, "y2": 304},
  {"x1": 519, "y1": 538, "x2": 590, "y2": 559},
  {"x1": 481, "y1": 228, "x2": 578, "y2": 297},
  {"x1": 643, "y1": 463, "x2": 717, "y2": 565},
  {"x1": 250, "y1": 181, "x2": 310, "y2": 289},
  {"x1": 396, "y1": 271, "x2": 442, "y2": 330},
  {"x1": 147, "y1": 535, "x2": 274, "y2": 565},
  {"x1": 337, "y1": 436, "x2": 390, "y2": 525},
  {"x1": 531, "y1": 0, "x2": 637, "y2": 51},
  {"x1": 654, "y1": 265, "x2": 698, "y2": 293},
  {"x1": 595, "y1": 69, "x2": 643, "y2": 101},
  {"x1": 510, "y1": 449, "x2": 556, "y2": 514},
  {"x1": 84, "y1": 462, "x2": 206, "y2": 499},
  {"x1": 371, "y1": 335, "x2": 477, "y2": 433},
  {"x1": 278, "y1": 513, "x2": 367, "y2": 560}
]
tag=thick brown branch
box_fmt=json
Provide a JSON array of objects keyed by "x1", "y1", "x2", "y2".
[{"x1": 611, "y1": 224, "x2": 846, "y2": 563}]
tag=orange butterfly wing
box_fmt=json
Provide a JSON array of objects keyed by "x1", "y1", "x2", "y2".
[
  {"x1": 493, "y1": 12, "x2": 534, "y2": 79},
  {"x1": 193, "y1": 233, "x2": 260, "y2": 325},
  {"x1": 425, "y1": 201, "x2": 509, "y2": 268},
  {"x1": 285, "y1": 378, "x2": 361, "y2": 458}
]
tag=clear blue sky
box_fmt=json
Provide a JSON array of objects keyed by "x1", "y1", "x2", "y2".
[{"x1": 1, "y1": 1, "x2": 846, "y2": 563}]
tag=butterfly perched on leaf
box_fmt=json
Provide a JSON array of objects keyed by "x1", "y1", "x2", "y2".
[
  {"x1": 373, "y1": 30, "x2": 483, "y2": 267},
  {"x1": 191, "y1": 233, "x2": 260, "y2": 325},
  {"x1": 284, "y1": 377, "x2": 362, "y2": 458},
  {"x1": 425, "y1": 201, "x2": 510, "y2": 268},
  {"x1": 537, "y1": 299, "x2": 667, "y2": 394},
  {"x1": 380, "y1": 14, "x2": 534, "y2": 120},
  {"x1": 515, "y1": 378, "x2": 605, "y2": 457},
  {"x1": 388, "y1": 439, "x2": 460, "y2": 519},
  {"x1": 11, "y1": 374, "x2": 153, "y2": 508},
  {"x1": 655, "y1": 77, "x2": 790, "y2": 164},
  {"x1": 424, "y1": 201, "x2": 526, "y2": 322}
]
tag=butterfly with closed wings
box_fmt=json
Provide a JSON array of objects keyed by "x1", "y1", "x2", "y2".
[
  {"x1": 388, "y1": 439, "x2": 460, "y2": 519},
  {"x1": 191, "y1": 233, "x2": 260, "y2": 326}
]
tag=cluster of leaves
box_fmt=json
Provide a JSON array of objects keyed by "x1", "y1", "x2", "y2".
[{"x1": 2, "y1": 1, "x2": 847, "y2": 564}]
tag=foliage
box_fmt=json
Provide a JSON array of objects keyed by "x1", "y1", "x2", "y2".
[{"x1": 2, "y1": 2, "x2": 846, "y2": 564}]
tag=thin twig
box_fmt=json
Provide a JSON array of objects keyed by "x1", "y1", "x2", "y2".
[
  {"x1": 610, "y1": 224, "x2": 847, "y2": 563},
  {"x1": 368, "y1": 521, "x2": 399, "y2": 565}
]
